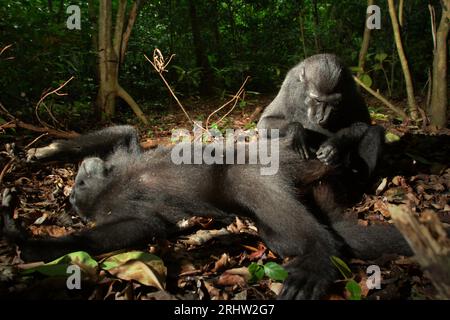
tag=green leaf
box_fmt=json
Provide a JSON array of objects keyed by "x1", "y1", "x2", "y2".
[
  {"x1": 330, "y1": 256, "x2": 353, "y2": 279},
  {"x1": 21, "y1": 251, "x2": 98, "y2": 276},
  {"x1": 350, "y1": 66, "x2": 363, "y2": 73},
  {"x1": 385, "y1": 132, "x2": 400, "y2": 143},
  {"x1": 345, "y1": 279, "x2": 362, "y2": 300},
  {"x1": 209, "y1": 122, "x2": 219, "y2": 130},
  {"x1": 101, "y1": 251, "x2": 167, "y2": 290},
  {"x1": 263, "y1": 262, "x2": 288, "y2": 281},
  {"x1": 100, "y1": 251, "x2": 162, "y2": 270},
  {"x1": 248, "y1": 262, "x2": 265, "y2": 282},
  {"x1": 375, "y1": 53, "x2": 388, "y2": 62},
  {"x1": 359, "y1": 74, "x2": 372, "y2": 88}
]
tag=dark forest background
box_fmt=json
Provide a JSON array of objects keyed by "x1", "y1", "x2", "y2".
[{"x1": 0, "y1": 0, "x2": 447, "y2": 131}]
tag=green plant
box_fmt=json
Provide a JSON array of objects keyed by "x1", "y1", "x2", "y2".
[
  {"x1": 248, "y1": 262, "x2": 288, "y2": 283},
  {"x1": 330, "y1": 256, "x2": 361, "y2": 300}
]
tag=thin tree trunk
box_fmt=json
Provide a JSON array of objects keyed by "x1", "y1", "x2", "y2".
[
  {"x1": 387, "y1": 0, "x2": 419, "y2": 120},
  {"x1": 188, "y1": 0, "x2": 214, "y2": 95},
  {"x1": 120, "y1": 0, "x2": 142, "y2": 65},
  {"x1": 211, "y1": 0, "x2": 224, "y2": 67},
  {"x1": 297, "y1": 0, "x2": 307, "y2": 59},
  {"x1": 357, "y1": 0, "x2": 374, "y2": 78},
  {"x1": 97, "y1": 0, "x2": 148, "y2": 124},
  {"x1": 48, "y1": 0, "x2": 53, "y2": 13},
  {"x1": 312, "y1": 0, "x2": 321, "y2": 52},
  {"x1": 97, "y1": 0, "x2": 116, "y2": 118},
  {"x1": 398, "y1": 0, "x2": 404, "y2": 27},
  {"x1": 113, "y1": 0, "x2": 127, "y2": 62},
  {"x1": 225, "y1": 0, "x2": 238, "y2": 57},
  {"x1": 430, "y1": 0, "x2": 449, "y2": 128},
  {"x1": 57, "y1": 0, "x2": 64, "y2": 23}
]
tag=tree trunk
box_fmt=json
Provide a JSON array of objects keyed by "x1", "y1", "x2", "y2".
[
  {"x1": 57, "y1": 0, "x2": 65, "y2": 23},
  {"x1": 188, "y1": 0, "x2": 215, "y2": 95},
  {"x1": 430, "y1": 0, "x2": 449, "y2": 128},
  {"x1": 387, "y1": 0, "x2": 419, "y2": 120},
  {"x1": 211, "y1": 0, "x2": 224, "y2": 68},
  {"x1": 357, "y1": 0, "x2": 374, "y2": 78},
  {"x1": 120, "y1": 0, "x2": 142, "y2": 65},
  {"x1": 312, "y1": 0, "x2": 321, "y2": 52},
  {"x1": 96, "y1": 0, "x2": 148, "y2": 124},
  {"x1": 225, "y1": 0, "x2": 238, "y2": 56},
  {"x1": 297, "y1": 0, "x2": 307, "y2": 59},
  {"x1": 97, "y1": 0, "x2": 117, "y2": 118},
  {"x1": 389, "y1": 204, "x2": 450, "y2": 299}
]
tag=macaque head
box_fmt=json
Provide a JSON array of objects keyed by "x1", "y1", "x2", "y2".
[
  {"x1": 299, "y1": 54, "x2": 345, "y2": 127},
  {"x1": 70, "y1": 157, "x2": 109, "y2": 217}
]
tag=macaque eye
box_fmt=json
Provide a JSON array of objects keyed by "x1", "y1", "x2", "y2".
[
  {"x1": 313, "y1": 97, "x2": 323, "y2": 105},
  {"x1": 78, "y1": 180, "x2": 85, "y2": 187}
]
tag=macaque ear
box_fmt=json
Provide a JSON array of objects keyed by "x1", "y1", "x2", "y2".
[{"x1": 299, "y1": 67, "x2": 306, "y2": 83}]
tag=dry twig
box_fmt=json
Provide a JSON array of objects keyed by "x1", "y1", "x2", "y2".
[
  {"x1": 354, "y1": 76, "x2": 409, "y2": 121},
  {"x1": 34, "y1": 76, "x2": 74, "y2": 129},
  {"x1": 145, "y1": 49, "x2": 250, "y2": 136}
]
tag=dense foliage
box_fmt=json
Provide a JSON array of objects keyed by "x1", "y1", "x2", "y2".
[{"x1": 0, "y1": 0, "x2": 442, "y2": 122}]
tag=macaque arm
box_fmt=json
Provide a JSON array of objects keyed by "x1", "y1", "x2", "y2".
[{"x1": 27, "y1": 125, "x2": 142, "y2": 162}]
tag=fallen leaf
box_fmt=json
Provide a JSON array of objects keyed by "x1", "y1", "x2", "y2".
[
  {"x1": 212, "y1": 253, "x2": 230, "y2": 273},
  {"x1": 107, "y1": 260, "x2": 166, "y2": 290},
  {"x1": 217, "y1": 273, "x2": 246, "y2": 287}
]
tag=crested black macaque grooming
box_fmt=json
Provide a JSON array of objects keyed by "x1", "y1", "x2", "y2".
[
  {"x1": 257, "y1": 53, "x2": 384, "y2": 177},
  {"x1": 2, "y1": 126, "x2": 412, "y2": 300}
]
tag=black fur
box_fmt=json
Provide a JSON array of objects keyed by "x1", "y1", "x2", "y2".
[
  {"x1": 257, "y1": 53, "x2": 383, "y2": 177},
  {"x1": 3, "y1": 125, "x2": 412, "y2": 300}
]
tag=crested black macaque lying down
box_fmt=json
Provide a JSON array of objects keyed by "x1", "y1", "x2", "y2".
[
  {"x1": 2, "y1": 126, "x2": 412, "y2": 300},
  {"x1": 257, "y1": 53, "x2": 384, "y2": 178}
]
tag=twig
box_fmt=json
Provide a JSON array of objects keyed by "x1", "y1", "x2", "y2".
[
  {"x1": 144, "y1": 50, "x2": 201, "y2": 129},
  {"x1": 0, "y1": 101, "x2": 79, "y2": 139},
  {"x1": 0, "y1": 159, "x2": 13, "y2": 185},
  {"x1": 145, "y1": 49, "x2": 250, "y2": 135},
  {"x1": 25, "y1": 133, "x2": 49, "y2": 149},
  {"x1": 205, "y1": 77, "x2": 249, "y2": 130},
  {"x1": 34, "y1": 76, "x2": 74, "y2": 129},
  {"x1": 0, "y1": 44, "x2": 13, "y2": 56},
  {"x1": 353, "y1": 76, "x2": 409, "y2": 121},
  {"x1": 247, "y1": 106, "x2": 263, "y2": 124}
]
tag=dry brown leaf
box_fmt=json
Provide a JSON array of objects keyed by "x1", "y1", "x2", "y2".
[
  {"x1": 107, "y1": 260, "x2": 166, "y2": 290},
  {"x1": 373, "y1": 200, "x2": 390, "y2": 218},
  {"x1": 212, "y1": 253, "x2": 230, "y2": 273},
  {"x1": 28, "y1": 225, "x2": 69, "y2": 237},
  {"x1": 217, "y1": 273, "x2": 246, "y2": 287}
]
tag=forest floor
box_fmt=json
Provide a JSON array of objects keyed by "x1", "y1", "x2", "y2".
[{"x1": 0, "y1": 94, "x2": 449, "y2": 300}]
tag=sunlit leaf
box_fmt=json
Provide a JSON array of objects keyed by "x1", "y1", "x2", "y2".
[
  {"x1": 21, "y1": 251, "x2": 98, "y2": 276},
  {"x1": 248, "y1": 262, "x2": 265, "y2": 282},
  {"x1": 385, "y1": 132, "x2": 400, "y2": 142},
  {"x1": 345, "y1": 280, "x2": 362, "y2": 300},
  {"x1": 263, "y1": 262, "x2": 288, "y2": 281},
  {"x1": 360, "y1": 74, "x2": 372, "y2": 88},
  {"x1": 100, "y1": 251, "x2": 166, "y2": 290}
]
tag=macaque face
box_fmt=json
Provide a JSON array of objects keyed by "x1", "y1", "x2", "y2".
[
  {"x1": 69, "y1": 158, "x2": 107, "y2": 217},
  {"x1": 300, "y1": 65, "x2": 343, "y2": 127},
  {"x1": 304, "y1": 88, "x2": 342, "y2": 126}
]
